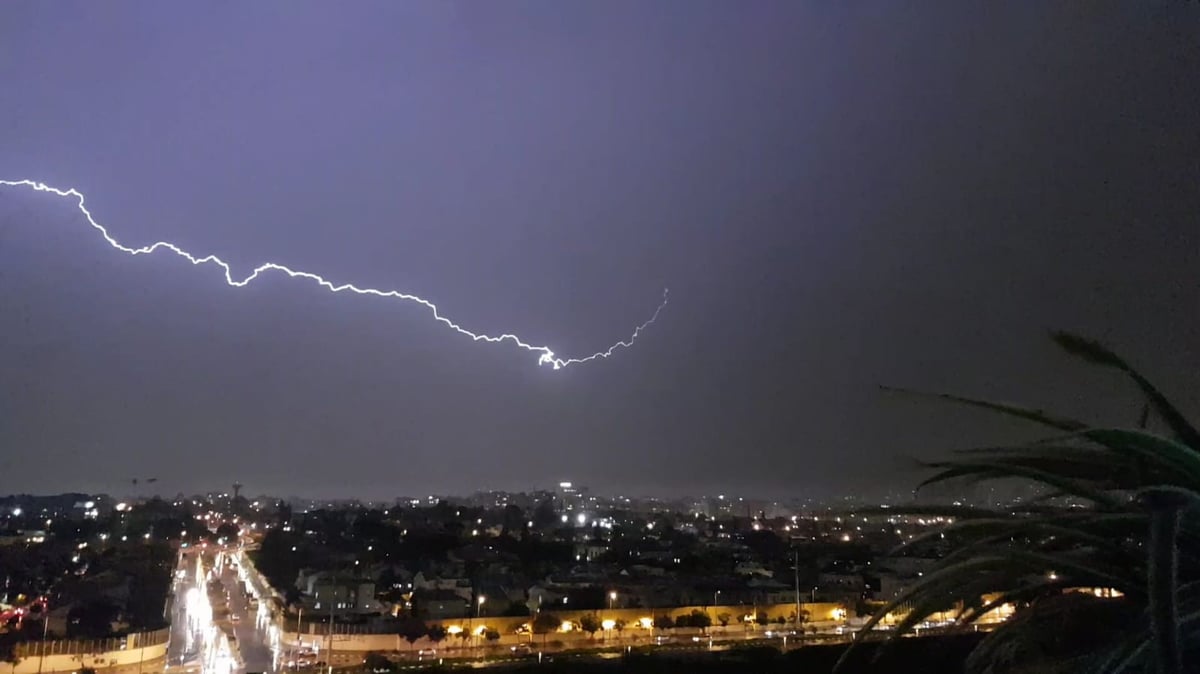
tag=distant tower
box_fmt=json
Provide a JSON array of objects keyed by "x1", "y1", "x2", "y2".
[{"x1": 232, "y1": 482, "x2": 243, "y2": 501}]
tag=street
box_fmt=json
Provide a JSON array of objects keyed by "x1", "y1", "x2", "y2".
[
  {"x1": 164, "y1": 549, "x2": 210, "y2": 673},
  {"x1": 161, "y1": 546, "x2": 276, "y2": 674},
  {"x1": 218, "y1": 553, "x2": 277, "y2": 674}
]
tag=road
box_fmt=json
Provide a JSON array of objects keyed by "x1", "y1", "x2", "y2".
[
  {"x1": 215, "y1": 550, "x2": 282, "y2": 674},
  {"x1": 164, "y1": 550, "x2": 209, "y2": 673},
  {"x1": 161, "y1": 545, "x2": 281, "y2": 674}
]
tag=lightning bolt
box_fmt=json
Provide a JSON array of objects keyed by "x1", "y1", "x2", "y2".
[{"x1": 0, "y1": 179, "x2": 668, "y2": 370}]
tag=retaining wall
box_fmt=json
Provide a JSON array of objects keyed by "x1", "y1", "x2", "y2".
[
  {"x1": 283, "y1": 602, "x2": 846, "y2": 653},
  {"x1": 6, "y1": 629, "x2": 169, "y2": 674}
]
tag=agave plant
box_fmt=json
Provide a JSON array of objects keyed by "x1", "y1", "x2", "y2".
[{"x1": 836, "y1": 332, "x2": 1200, "y2": 674}]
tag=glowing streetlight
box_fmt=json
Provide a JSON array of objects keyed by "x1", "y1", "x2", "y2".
[{"x1": 608, "y1": 591, "x2": 617, "y2": 611}]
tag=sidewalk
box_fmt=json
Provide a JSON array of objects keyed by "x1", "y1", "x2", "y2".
[{"x1": 33, "y1": 656, "x2": 167, "y2": 674}]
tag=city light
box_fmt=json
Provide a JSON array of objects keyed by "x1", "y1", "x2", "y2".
[{"x1": 0, "y1": 179, "x2": 668, "y2": 370}]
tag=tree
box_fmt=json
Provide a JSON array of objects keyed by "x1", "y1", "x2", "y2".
[
  {"x1": 717, "y1": 612, "x2": 732, "y2": 628},
  {"x1": 532, "y1": 498, "x2": 558, "y2": 530},
  {"x1": 653, "y1": 615, "x2": 674, "y2": 631},
  {"x1": 502, "y1": 601, "x2": 530, "y2": 617},
  {"x1": 500, "y1": 504, "x2": 524, "y2": 536},
  {"x1": 215, "y1": 522, "x2": 240, "y2": 542},
  {"x1": 579, "y1": 613, "x2": 601, "y2": 638},
  {"x1": 484, "y1": 629, "x2": 500, "y2": 643},
  {"x1": 532, "y1": 613, "x2": 559, "y2": 645},
  {"x1": 836, "y1": 332, "x2": 1200, "y2": 674},
  {"x1": 755, "y1": 612, "x2": 769, "y2": 627},
  {"x1": 68, "y1": 599, "x2": 120, "y2": 638},
  {"x1": 792, "y1": 609, "x2": 810, "y2": 627},
  {"x1": 688, "y1": 610, "x2": 712, "y2": 632},
  {"x1": 395, "y1": 617, "x2": 426, "y2": 650},
  {"x1": 426, "y1": 624, "x2": 446, "y2": 646},
  {"x1": 614, "y1": 619, "x2": 626, "y2": 637}
]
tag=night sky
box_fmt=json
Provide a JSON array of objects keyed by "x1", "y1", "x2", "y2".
[{"x1": 2, "y1": 3, "x2": 1198, "y2": 500}]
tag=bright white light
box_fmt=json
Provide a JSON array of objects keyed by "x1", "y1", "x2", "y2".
[
  {"x1": 186, "y1": 588, "x2": 202, "y2": 614},
  {"x1": 11, "y1": 508, "x2": 20, "y2": 517},
  {"x1": 115, "y1": 503, "x2": 127, "y2": 512},
  {"x1": 0, "y1": 179, "x2": 668, "y2": 370},
  {"x1": 84, "y1": 501, "x2": 95, "y2": 509},
  {"x1": 576, "y1": 513, "x2": 587, "y2": 525}
]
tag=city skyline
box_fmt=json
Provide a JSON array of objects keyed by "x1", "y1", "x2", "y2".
[{"x1": 2, "y1": 3, "x2": 1198, "y2": 498}]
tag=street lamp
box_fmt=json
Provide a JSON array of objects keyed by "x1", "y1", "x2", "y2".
[
  {"x1": 36, "y1": 600, "x2": 49, "y2": 674},
  {"x1": 608, "y1": 591, "x2": 617, "y2": 611},
  {"x1": 474, "y1": 596, "x2": 486, "y2": 649}
]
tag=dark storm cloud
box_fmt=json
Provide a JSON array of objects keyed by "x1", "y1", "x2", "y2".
[{"x1": 1, "y1": 2, "x2": 1197, "y2": 499}]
